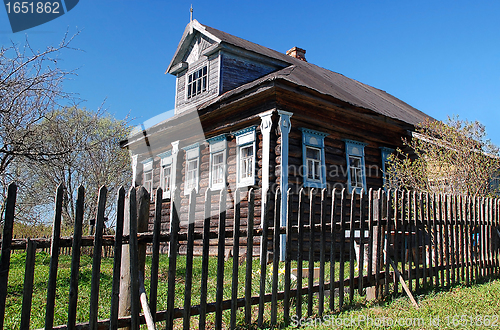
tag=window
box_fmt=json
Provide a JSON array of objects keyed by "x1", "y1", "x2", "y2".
[
  {"x1": 300, "y1": 128, "x2": 328, "y2": 188},
  {"x1": 208, "y1": 134, "x2": 227, "y2": 190},
  {"x1": 380, "y1": 147, "x2": 395, "y2": 189},
  {"x1": 142, "y1": 158, "x2": 153, "y2": 194},
  {"x1": 235, "y1": 126, "x2": 257, "y2": 187},
  {"x1": 345, "y1": 140, "x2": 367, "y2": 193},
  {"x1": 240, "y1": 145, "x2": 254, "y2": 180},
  {"x1": 349, "y1": 156, "x2": 364, "y2": 190},
  {"x1": 158, "y1": 151, "x2": 172, "y2": 198},
  {"x1": 187, "y1": 66, "x2": 207, "y2": 99},
  {"x1": 306, "y1": 147, "x2": 321, "y2": 180},
  {"x1": 183, "y1": 143, "x2": 200, "y2": 195}
]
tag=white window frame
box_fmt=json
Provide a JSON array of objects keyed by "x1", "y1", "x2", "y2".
[
  {"x1": 300, "y1": 128, "x2": 328, "y2": 188},
  {"x1": 142, "y1": 158, "x2": 153, "y2": 194},
  {"x1": 186, "y1": 65, "x2": 208, "y2": 99},
  {"x1": 235, "y1": 126, "x2": 257, "y2": 188},
  {"x1": 183, "y1": 143, "x2": 200, "y2": 195},
  {"x1": 208, "y1": 135, "x2": 227, "y2": 191},
  {"x1": 380, "y1": 147, "x2": 395, "y2": 189},
  {"x1": 345, "y1": 139, "x2": 367, "y2": 194},
  {"x1": 158, "y1": 151, "x2": 172, "y2": 199}
]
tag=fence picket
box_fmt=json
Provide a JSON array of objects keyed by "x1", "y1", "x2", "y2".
[
  {"x1": 89, "y1": 186, "x2": 107, "y2": 330},
  {"x1": 393, "y1": 190, "x2": 400, "y2": 294},
  {"x1": 20, "y1": 239, "x2": 36, "y2": 330},
  {"x1": 128, "y1": 187, "x2": 140, "y2": 330},
  {"x1": 465, "y1": 196, "x2": 470, "y2": 286},
  {"x1": 166, "y1": 188, "x2": 180, "y2": 330},
  {"x1": 406, "y1": 191, "x2": 413, "y2": 293},
  {"x1": 450, "y1": 195, "x2": 456, "y2": 286},
  {"x1": 329, "y1": 188, "x2": 337, "y2": 312},
  {"x1": 374, "y1": 189, "x2": 383, "y2": 299},
  {"x1": 199, "y1": 188, "x2": 212, "y2": 330},
  {"x1": 110, "y1": 186, "x2": 125, "y2": 330},
  {"x1": 296, "y1": 188, "x2": 305, "y2": 319},
  {"x1": 231, "y1": 189, "x2": 242, "y2": 329},
  {"x1": 216, "y1": 188, "x2": 227, "y2": 330},
  {"x1": 0, "y1": 183, "x2": 16, "y2": 330},
  {"x1": 319, "y1": 188, "x2": 327, "y2": 316},
  {"x1": 45, "y1": 184, "x2": 64, "y2": 330},
  {"x1": 348, "y1": 190, "x2": 355, "y2": 304},
  {"x1": 414, "y1": 191, "x2": 420, "y2": 294},
  {"x1": 284, "y1": 188, "x2": 292, "y2": 323},
  {"x1": 183, "y1": 189, "x2": 196, "y2": 330},
  {"x1": 385, "y1": 190, "x2": 392, "y2": 297},
  {"x1": 308, "y1": 189, "x2": 316, "y2": 316},
  {"x1": 339, "y1": 188, "x2": 346, "y2": 309},
  {"x1": 358, "y1": 189, "x2": 365, "y2": 296},
  {"x1": 68, "y1": 186, "x2": 85, "y2": 330},
  {"x1": 150, "y1": 187, "x2": 163, "y2": 323},
  {"x1": 244, "y1": 189, "x2": 255, "y2": 325},
  {"x1": 367, "y1": 188, "x2": 373, "y2": 292},
  {"x1": 420, "y1": 192, "x2": 426, "y2": 291},
  {"x1": 271, "y1": 189, "x2": 281, "y2": 325}
]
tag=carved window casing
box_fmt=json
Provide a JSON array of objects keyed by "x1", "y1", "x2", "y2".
[{"x1": 300, "y1": 128, "x2": 328, "y2": 188}]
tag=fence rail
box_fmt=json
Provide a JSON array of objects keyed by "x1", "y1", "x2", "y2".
[{"x1": 0, "y1": 183, "x2": 499, "y2": 329}]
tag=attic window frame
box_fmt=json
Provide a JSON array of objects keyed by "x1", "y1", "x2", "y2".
[{"x1": 186, "y1": 65, "x2": 208, "y2": 99}]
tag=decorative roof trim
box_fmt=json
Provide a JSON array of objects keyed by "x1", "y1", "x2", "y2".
[
  {"x1": 233, "y1": 125, "x2": 257, "y2": 137},
  {"x1": 299, "y1": 127, "x2": 329, "y2": 137},
  {"x1": 157, "y1": 150, "x2": 172, "y2": 159},
  {"x1": 343, "y1": 139, "x2": 368, "y2": 147},
  {"x1": 207, "y1": 134, "x2": 227, "y2": 144},
  {"x1": 182, "y1": 142, "x2": 200, "y2": 151},
  {"x1": 379, "y1": 147, "x2": 395, "y2": 153}
]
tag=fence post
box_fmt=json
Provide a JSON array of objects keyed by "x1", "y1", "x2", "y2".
[{"x1": 119, "y1": 186, "x2": 149, "y2": 329}]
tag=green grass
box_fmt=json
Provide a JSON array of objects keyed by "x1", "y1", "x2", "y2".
[
  {"x1": 5, "y1": 251, "x2": 500, "y2": 329},
  {"x1": 291, "y1": 278, "x2": 500, "y2": 329}
]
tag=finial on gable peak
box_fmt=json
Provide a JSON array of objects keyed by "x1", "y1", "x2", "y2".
[{"x1": 189, "y1": 5, "x2": 194, "y2": 34}]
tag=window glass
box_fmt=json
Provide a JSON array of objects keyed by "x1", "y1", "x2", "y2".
[
  {"x1": 187, "y1": 66, "x2": 207, "y2": 99},
  {"x1": 211, "y1": 151, "x2": 224, "y2": 186},
  {"x1": 162, "y1": 165, "x2": 171, "y2": 193},
  {"x1": 186, "y1": 159, "x2": 198, "y2": 191},
  {"x1": 240, "y1": 145, "x2": 254, "y2": 179}
]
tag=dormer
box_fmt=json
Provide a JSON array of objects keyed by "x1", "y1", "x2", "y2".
[{"x1": 167, "y1": 20, "x2": 290, "y2": 115}]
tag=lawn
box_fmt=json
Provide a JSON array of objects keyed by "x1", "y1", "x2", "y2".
[
  {"x1": 292, "y1": 277, "x2": 500, "y2": 329},
  {"x1": 5, "y1": 250, "x2": 499, "y2": 329}
]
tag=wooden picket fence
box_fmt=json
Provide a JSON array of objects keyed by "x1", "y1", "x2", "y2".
[{"x1": 0, "y1": 182, "x2": 499, "y2": 329}]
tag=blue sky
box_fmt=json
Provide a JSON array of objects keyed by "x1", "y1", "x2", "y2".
[{"x1": 1, "y1": 0, "x2": 500, "y2": 145}]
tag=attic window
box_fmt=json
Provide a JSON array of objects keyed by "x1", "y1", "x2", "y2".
[{"x1": 187, "y1": 66, "x2": 207, "y2": 99}]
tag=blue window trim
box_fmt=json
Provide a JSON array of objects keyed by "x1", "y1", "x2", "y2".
[
  {"x1": 234, "y1": 126, "x2": 257, "y2": 187},
  {"x1": 380, "y1": 147, "x2": 395, "y2": 189},
  {"x1": 344, "y1": 139, "x2": 367, "y2": 194},
  {"x1": 300, "y1": 128, "x2": 328, "y2": 188},
  {"x1": 182, "y1": 142, "x2": 200, "y2": 195},
  {"x1": 207, "y1": 134, "x2": 228, "y2": 191}
]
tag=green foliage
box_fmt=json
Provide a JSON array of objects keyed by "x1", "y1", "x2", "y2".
[
  {"x1": 10, "y1": 107, "x2": 131, "y2": 231},
  {"x1": 386, "y1": 116, "x2": 500, "y2": 197}
]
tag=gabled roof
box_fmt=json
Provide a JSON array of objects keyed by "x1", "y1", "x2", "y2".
[{"x1": 170, "y1": 20, "x2": 431, "y2": 127}]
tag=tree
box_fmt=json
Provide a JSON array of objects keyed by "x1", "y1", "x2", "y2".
[
  {"x1": 386, "y1": 116, "x2": 500, "y2": 197},
  {"x1": 11, "y1": 107, "x2": 131, "y2": 232},
  {"x1": 0, "y1": 33, "x2": 78, "y2": 177}
]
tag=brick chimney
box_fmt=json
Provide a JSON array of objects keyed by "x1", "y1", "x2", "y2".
[{"x1": 286, "y1": 47, "x2": 307, "y2": 62}]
